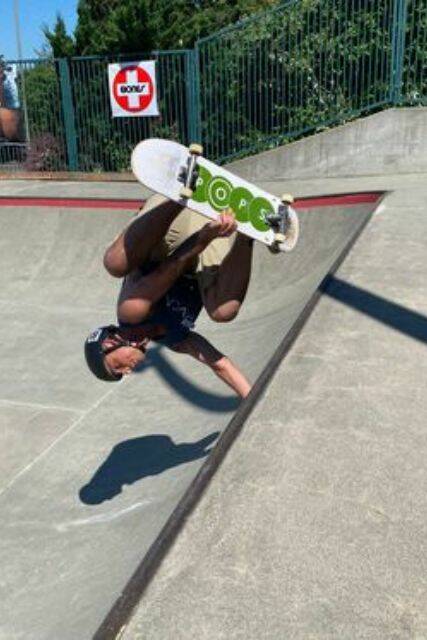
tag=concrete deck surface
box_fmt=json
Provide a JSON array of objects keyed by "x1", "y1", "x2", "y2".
[{"x1": 122, "y1": 171, "x2": 427, "y2": 640}]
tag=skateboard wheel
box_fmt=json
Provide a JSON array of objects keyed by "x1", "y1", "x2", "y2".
[
  {"x1": 189, "y1": 143, "x2": 203, "y2": 156},
  {"x1": 268, "y1": 242, "x2": 281, "y2": 254},
  {"x1": 180, "y1": 186, "x2": 194, "y2": 199},
  {"x1": 280, "y1": 208, "x2": 300, "y2": 253},
  {"x1": 268, "y1": 234, "x2": 285, "y2": 255},
  {"x1": 281, "y1": 193, "x2": 294, "y2": 205}
]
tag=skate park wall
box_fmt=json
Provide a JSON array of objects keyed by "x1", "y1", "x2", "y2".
[{"x1": 229, "y1": 107, "x2": 427, "y2": 181}]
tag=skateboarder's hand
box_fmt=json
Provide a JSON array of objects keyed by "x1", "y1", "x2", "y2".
[{"x1": 199, "y1": 211, "x2": 237, "y2": 244}]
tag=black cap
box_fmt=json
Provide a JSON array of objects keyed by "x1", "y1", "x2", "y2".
[{"x1": 84, "y1": 326, "x2": 123, "y2": 382}]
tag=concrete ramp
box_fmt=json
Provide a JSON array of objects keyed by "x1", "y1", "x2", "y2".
[{"x1": 0, "y1": 185, "x2": 382, "y2": 639}]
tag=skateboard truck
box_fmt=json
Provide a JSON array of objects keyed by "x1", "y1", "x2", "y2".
[
  {"x1": 179, "y1": 143, "x2": 203, "y2": 199},
  {"x1": 266, "y1": 194, "x2": 295, "y2": 253}
]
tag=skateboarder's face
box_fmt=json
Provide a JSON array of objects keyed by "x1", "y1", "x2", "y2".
[{"x1": 104, "y1": 345, "x2": 146, "y2": 376}]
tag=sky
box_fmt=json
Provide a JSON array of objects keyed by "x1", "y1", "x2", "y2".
[{"x1": 0, "y1": 0, "x2": 78, "y2": 61}]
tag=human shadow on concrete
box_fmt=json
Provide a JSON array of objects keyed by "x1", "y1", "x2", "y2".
[
  {"x1": 133, "y1": 344, "x2": 240, "y2": 413},
  {"x1": 322, "y1": 276, "x2": 427, "y2": 344},
  {"x1": 79, "y1": 431, "x2": 220, "y2": 505}
]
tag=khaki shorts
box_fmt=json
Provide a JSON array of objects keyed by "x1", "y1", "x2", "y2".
[{"x1": 140, "y1": 193, "x2": 235, "y2": 292}]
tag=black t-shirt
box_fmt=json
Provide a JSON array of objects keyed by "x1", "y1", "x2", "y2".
[{"x1": 119, "y1": 265, "x2": 203, "y2": 348}]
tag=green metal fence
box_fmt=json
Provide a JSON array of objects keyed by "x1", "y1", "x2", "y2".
[
  {"x1": 401, "y1": 0, "x2": 427, "y2": 104},
  {"x1": 0, "y1": 0, "x2": 425, "y2": 172},
  {"x1": 67, "y1": 51, "x2": 192, "y2": 171},
  {"x1": 0, "y1": 58, "x2": 67, "y2": 170},
  {"x1": 0, "y1": 51, "x2": 192, "y2": 171},
  {"x1": 197, "y1": 0, "x2": 426, "y2": 161}
]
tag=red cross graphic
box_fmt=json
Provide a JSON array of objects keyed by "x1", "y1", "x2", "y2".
[{"x1": 112, "y1": 66, "x2": 154, "y2": 113}]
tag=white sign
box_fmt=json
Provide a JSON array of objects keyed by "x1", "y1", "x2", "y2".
[{"x1": 108, "y1": 61, "x2": 159, "y2": 118}]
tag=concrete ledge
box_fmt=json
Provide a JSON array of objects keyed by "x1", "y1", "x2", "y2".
[
  {"x1": 0, "y1": 170, "x2": 134, "y2": 182},
  {"x1": 230, "y1": 108, "x2": 427, "y2": 181}
]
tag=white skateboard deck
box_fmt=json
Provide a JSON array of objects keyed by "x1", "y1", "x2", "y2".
[{"x1": 131, "y1": 138, "x2": 299, "y2": 252}]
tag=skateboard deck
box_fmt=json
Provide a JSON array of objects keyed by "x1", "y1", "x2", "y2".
[{"x1": 131, "y1": 139, "x2": 299, "y2": 252}]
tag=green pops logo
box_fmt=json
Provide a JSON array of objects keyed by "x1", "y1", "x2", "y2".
[{"x1": 193, "y1": 166, "x2": 273, "y2": 232}]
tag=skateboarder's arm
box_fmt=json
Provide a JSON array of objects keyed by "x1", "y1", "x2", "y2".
[{"x1": 172, "y1": 331, "x2": 252, "y2": 399}]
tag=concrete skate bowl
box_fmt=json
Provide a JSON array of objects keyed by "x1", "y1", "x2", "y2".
[{"x1": 0, "y1": 189, "x2": 383, "y2": 640}]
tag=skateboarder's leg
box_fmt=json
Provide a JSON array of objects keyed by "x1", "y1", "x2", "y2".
[
  {"x1": 103, "y1": 194, "x2": 184, "y2": 278},
  {"x1": 201, "y1": 235, "x2": 254, "y2": 323},
  {"x1": 118, "y1": 216, "x2": 235, "y2": 324}
]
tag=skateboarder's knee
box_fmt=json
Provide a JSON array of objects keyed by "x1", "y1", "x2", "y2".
[
  {"x1": 103, "y1": 247, "x2": 128, "y2": 278},
  {"x1": 118, "y1": 298, "x2": 151, "y2": 324},
  {"x1": 207, "y1": 301, "x2": 240, "y2": 323}
]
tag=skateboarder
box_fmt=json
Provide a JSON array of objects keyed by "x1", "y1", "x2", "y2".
[{"x1": 84, "y1": 195, "x2": 254, "y2": 398}]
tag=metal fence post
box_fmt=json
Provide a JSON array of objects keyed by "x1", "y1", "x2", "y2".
[
  {"x1": 184, "y1": 49, "x2": 201, "y2": 144},
  {"x1": 391, "y1": 0, "x2": 408, "y2": 105},
  {"x1": 58, "y1": 58, "x2": 78, "y2": 171}
]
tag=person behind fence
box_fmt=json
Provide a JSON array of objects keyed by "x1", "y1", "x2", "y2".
[
  {"x1": 84, "y1": 195, "x2": 254, "y2": 398},
  {"x1": 0, "y1": 63, "x2": 20, "y2": 109}
]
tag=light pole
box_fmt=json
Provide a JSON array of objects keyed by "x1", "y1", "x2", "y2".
[
  {"x1": 13, "y1": 0, "x2": 30, "y2": 143},
  {"x1": 13, "y1": 0, "x2": 24, "y2": 61}
]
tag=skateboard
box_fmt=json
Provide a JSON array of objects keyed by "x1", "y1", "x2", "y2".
[{"x1": 131, "y1": 139, "x2": 299, "y2": 253}]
